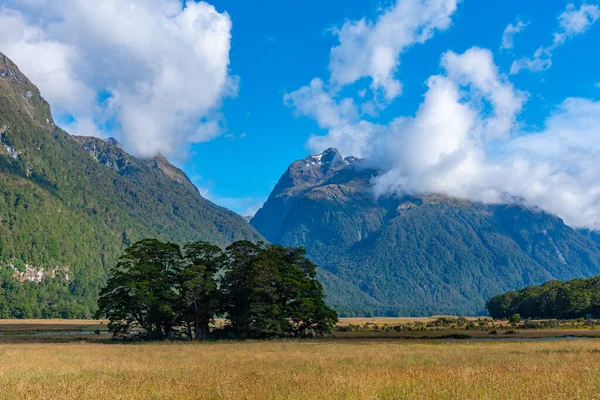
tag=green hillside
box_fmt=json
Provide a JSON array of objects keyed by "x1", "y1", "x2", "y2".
[
  {"x1": 251, "y1": 148, "x2": 600, "y2": 316},
  {"x1": 0, "y1": 53, "x2": 262, "y2": 318}
]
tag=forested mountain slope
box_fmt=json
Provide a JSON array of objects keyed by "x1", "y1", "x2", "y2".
[
  {"x1": 0, "y1": 53, "x2": 262, "y2": 318},
  {"x1": 251, "y1": 148, "x2": 600, "y2": 316}
]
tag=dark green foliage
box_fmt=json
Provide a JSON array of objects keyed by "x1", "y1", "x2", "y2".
[
  {"x1": 96, "y1": 240, "x2": 182, "y2": 340},
  {"x1": 222, "y1": 242, "x2": 338, "y2": 338},
  {"x1": 0, "y1": 53, "x2": 262, "y2": 319},
  {"x1": 252, "y1": 149, "x2": 600, "y2": 316},
  {"x1": 97, "y1": 239, "x2": 337, "y2": 340},
  {"x1": 487, "y1": 277, "x2": 600, "y2": 319},
  {"x1": 179, "y1": 242, "x2": 223, "y2": 339},
  {"x1": 509, "y1": 314, "x2": 521, "y2": 323}
]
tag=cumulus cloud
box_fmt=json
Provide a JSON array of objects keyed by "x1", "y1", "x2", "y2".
[
  {"x1": 501, "y1": 18, "x2": 528, "y2": 50},
  {"x1": 441, "y1": 48, "x2": 526, "y2": 139},
  {"x1": 511, "y1": 3, "x2": 599, "y2": 74},
  {"x1": 371, "y1": 75, "x2": 600, "y2": 230},
  {"x1": 0, "y1": 0, "x2": 235, "y2": 158},
  {"x1": 286, "y1": 0, "x2": 462, "y2": 156},
  {"x1": 329, "y1": 0, "x2": 460, "y2": 102},
  {"x1": 556, "y1": 3, "x2": 600, "y2": 40},
  {"x1": 290, "y1": 43, "x2": 600, "y2": 230},
  {"x1": 284, "y1": 78, "x2": 359, "y2": 130}
]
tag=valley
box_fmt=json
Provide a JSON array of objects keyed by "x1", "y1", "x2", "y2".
[{"x1": 2, "y1": 0, "x2": 600, "y2": 398}]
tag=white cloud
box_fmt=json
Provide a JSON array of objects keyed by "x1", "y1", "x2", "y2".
[
  {"x1": 0, "y1": 9, "x2": 96, "y2": 116},
  {"x1": 286, "y1": 0, "x2": 462, "y2": 157},
  {"x1": 329, "y1": 0, "x2": 460, "y2": 102},
  {"x1": 442, "y1": 48, "x2": 526, "y2": 139},
  {"x1": 501, "y1": 18, "x2": 528, "y2": 50},
  {"x1": 284, "y1": 78, "x2": 358, "y2": 130},
  {"x1": 292, "y1": 45, "x2": 600, "y2": 230},
  {"x1": 512, "y1": 3, "x2": 599, "y2": 74},
  {"x1": 0, "y1": 0, "x2": 235, "y2": 158},
  {"x1": 556, "y1": 3, "x2": 600, "y2": 41},
  {"x1": 510, "y1": 48, "x2": 553, "y2": 74}
]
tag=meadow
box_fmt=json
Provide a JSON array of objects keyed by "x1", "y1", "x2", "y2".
[{"x1": 0, "y1": 320, "x2": 600, "y2": 399}]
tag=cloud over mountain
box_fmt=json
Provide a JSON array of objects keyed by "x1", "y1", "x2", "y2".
[
  {"x1": 286, "y1": 1, "x2": 600, "y2": 230},
  {"x1": 0, "y1": 0, "x2": 235, "y2": 158}
]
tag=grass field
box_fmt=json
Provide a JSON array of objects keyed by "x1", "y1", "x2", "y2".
[
  {"x1": 1, "y1": 320, "x2": 600, "y2": 398},
  {"x1": 1, "y1": 338, "x2": 600, "y2": 399}
]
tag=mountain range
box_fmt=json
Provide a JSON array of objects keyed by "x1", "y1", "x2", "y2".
[
  {"x1": 0, "y1": 53, "x2": 262, "y2": 317},
  {"x1": 251, "y1": 148, "x2": 600, "y2": 316},
  {"x1": 2, "y1": 51, "x2": 600, "y2": 318}
]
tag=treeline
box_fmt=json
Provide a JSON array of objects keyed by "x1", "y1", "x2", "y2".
[
  {"x1": 0, "y1": 271, "x2": 89, "y2": 319},
  {"x1": 487, "y1": 277, "x2": 600, "y2": 319},
  {"x1": 96, "y1": 239, "x2": 338, "y2": 340}
]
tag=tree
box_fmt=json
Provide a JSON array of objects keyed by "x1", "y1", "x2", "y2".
[
  {"x1": 222, "y1": 242, "x2": 338, "y2": 338},
  {"x1": 96, "y1": 239, "x2": 182, "y2": 340},
  {"x1": 509, "y1": 313, "x2": 521, "y2": 324},
  {"x1": 221, "y1": 241, "x2": 270, "y2": 337},
  {"x1": 178, "y1": 241, "x2": 223, "y2": 340},
  {"x1": 273, "y1": 246, "x2": 338, "y2": 336},
  {"x1": 0, "y1": 286, "x2": 9, "y2": 319},
  {"x1": 97, "y1": 239, "x2": 338, "y2": 340}
]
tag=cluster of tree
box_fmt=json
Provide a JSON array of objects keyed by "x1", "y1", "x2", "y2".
[
  {"x1": 96, "y1": 239, "x2": 338, "y2": 340},
  {"x1": 486, "y1": 277, "x2": 600, "y2": 319}
]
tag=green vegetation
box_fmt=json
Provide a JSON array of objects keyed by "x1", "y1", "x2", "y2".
[
  {"x1": 487, "y1": 276, "x2": 600, "y2": 319},
  {"x1": 252, "y1": 149, "x2": 600, "y2": 316},
  {"x1": 96, "y1": 239, "x2": 337, "y2": 340},
  {"x1": 0, "y1": 53, "x2": 262, "y2": 319}
]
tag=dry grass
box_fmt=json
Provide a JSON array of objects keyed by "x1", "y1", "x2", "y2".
[{"x1": 0, "y1": 339, "x2": 600, "y2": 399}]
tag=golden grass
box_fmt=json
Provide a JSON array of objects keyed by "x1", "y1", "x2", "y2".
[{"x1": 0, "y1": 339, "x2": 600, "y2": 399}]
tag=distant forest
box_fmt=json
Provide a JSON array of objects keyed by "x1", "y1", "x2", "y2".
[{"x1": 487, "y1": 277, "x2": 600, "y2": 319}]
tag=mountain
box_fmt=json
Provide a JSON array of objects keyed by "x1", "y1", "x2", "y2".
[
  {"x1": 0, "y1": 53, "x2": 263, "y2": 318},
  {"x1": 251, "y1": 148, "x2": 600, "y2": 316}
]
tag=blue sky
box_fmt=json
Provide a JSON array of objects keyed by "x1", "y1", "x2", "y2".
[
  {"x1": 2, "y1": 0, "x2": 600, "y2": 224},
  {"x1": 191, "y1": 0, "x2": 600, "y2": 215}
]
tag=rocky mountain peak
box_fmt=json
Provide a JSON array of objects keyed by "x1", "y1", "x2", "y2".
[
  {"x1": 260, "y1": 148, "x2": 357, "y2": 204},
  {"x1": 320, "y1": 147, "x2": 342, "y2": 164},
  {"x1": 0, "y1": 53, "x2": 30, "y2": 86},
  {"x1": 104, "y1": 137, "x2": 122, "y2": 147},
  {"x1": 0, "y1": 52, "x2": 54, "y2": 126},
  {"x1": 73, "y1": 135, "x2": 197, "y2": 191}
]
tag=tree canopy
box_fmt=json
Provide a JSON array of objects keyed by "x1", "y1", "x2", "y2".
[
  {"x1": 96, "y1": 239, "x2": 338, "y2": 340},
  {"x1": 487, "y1": 277, "x2": 600, "y2": 319}
]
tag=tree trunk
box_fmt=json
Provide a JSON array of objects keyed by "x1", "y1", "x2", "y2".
[
  {"x1": 187, "y1": 323, "x2": 193, "y2": 340},
  {"x1": 194, "y1": 317, "x2": 210, "y2": 340},
  {"x1": 194, "y1": 319, "x2": 201, "y2": 341}
]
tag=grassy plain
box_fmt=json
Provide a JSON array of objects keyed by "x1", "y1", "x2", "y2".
[
  {"x1": 1, "y1": 338, "x2": 600, "y2": 399},
  {"x1": 2, "y1": 319, "x2": 600, "y2": 399}
]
